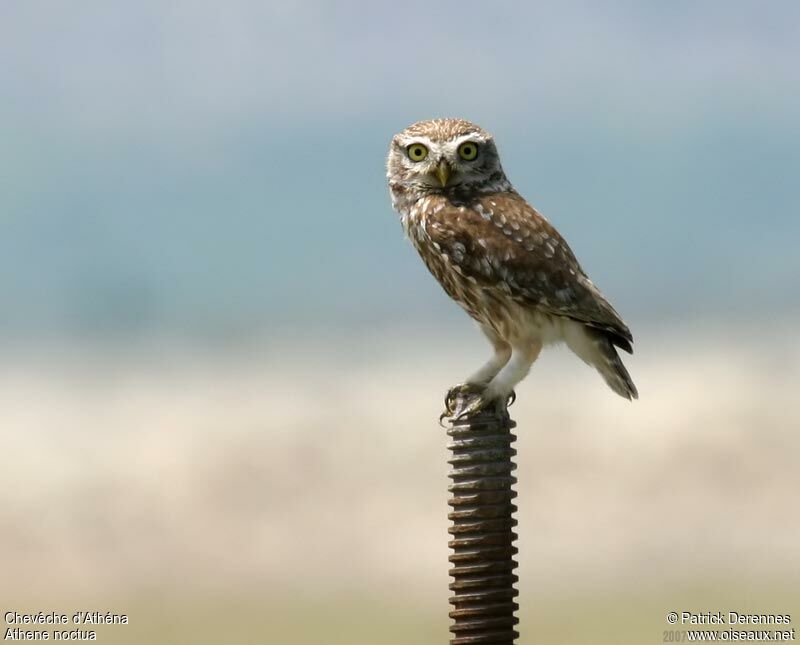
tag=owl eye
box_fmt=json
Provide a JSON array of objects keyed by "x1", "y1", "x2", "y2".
[
  {"x1": 406, "y1": 143, "x2": 429, "y2": 162},
  {"x1": 458, "y1": 142, "x2": 479, "y2": 161}
]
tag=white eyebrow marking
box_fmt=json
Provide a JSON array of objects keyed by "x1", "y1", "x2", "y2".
[{"x1": 396, "y1": 135, "x2": 435, "y2": 148}]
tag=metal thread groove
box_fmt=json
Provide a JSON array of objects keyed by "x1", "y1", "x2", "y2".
[{"x1": 446, "y1": 397, "x2": 518, "y2": 645}]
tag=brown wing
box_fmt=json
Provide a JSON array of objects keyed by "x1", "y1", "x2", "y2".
[{"x1": 423, "y1": 191, "x2": 633, "y2": 351}]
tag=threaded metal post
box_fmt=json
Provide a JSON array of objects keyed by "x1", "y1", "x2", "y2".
[{"x1": 446, "y1": 395, "x2": 519, "y2": 644}]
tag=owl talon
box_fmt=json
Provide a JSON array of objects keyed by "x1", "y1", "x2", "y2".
[
  {"x1": 451, "y1": 396, "x2": 489, "y2": 421},
  {"x1": 449, "y1": 389, "x2": 515, "y2": 422},
  {"x1": 443, "y1": 382, "x2": 485, "y2": 418}
]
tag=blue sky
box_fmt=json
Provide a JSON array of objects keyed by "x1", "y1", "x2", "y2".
[{"x1": 2, "y1": 1, "x2": 798, "y2": 341}]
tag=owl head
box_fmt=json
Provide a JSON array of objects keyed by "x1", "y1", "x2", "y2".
[{"x1": 386, "y1": 118, "x2": 509, "y2": 195}]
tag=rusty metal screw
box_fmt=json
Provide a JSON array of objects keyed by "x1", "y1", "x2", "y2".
[{"x1": 446, "y1": 395, "x2": 519, "y2": 644}]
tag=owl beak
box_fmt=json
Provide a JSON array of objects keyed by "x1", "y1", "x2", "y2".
[{"x1": 435, "y1": 160, "x2": 451, "y2": 187}]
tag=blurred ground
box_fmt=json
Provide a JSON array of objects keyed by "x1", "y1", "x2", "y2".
[{"x1": 2, "y1": 321, "x2": 799, "y2": 643}]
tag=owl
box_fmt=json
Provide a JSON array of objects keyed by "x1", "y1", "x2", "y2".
[{"x1": 386, "y1": 118, "x2": 637, "y2": 420}]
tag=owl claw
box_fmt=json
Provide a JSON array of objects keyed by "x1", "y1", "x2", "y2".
[
  {"x1": 444, "y1": 383, "x2": 483, "y2": 412},
  {"x1": 450, "y1": 394, "x2": 494, "y2": 421},
  {"x1": 441, "y1": 383, "x2": 484, "y2": 426},
  {"x1": 440, "y1": 384, "x2": 517, "y2": 425},
  {"x1": 441, "y1": 386, "x2": 516, "y2": 424}
]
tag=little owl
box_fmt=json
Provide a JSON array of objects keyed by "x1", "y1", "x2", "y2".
[{"x1": 386, "y1": 118, "x2": 637, "y2": 419}]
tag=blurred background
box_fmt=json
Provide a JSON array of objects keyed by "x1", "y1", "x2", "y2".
[{"x1": 2, "y1": 1, "x2": 798, "y2": 643}]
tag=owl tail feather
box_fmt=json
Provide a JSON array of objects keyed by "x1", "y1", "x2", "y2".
[
  {"x1": 566, "y1": 325, "x2": 638, "y2": 400},
  {"x1": 596, "y1": 342, "x2": 639, "y2": 400}
]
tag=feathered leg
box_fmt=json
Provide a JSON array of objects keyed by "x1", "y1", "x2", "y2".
[
  {"x1": 450, "y1": 340, "x2": 542, "y2": 421},
  {"x1": 443, "y1": 326, "x2": 512, "y2": 418},
  {"x1": 467, "y1": 326, "x2": 513, "y2": 385}
]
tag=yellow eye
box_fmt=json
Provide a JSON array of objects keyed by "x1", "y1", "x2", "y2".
[
  {"x1": 458, "y1": 142, "x2": 479, "y2": 160},
  {"x1": 406, "y1": 143, "x2": 428, "y2": 162}
]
